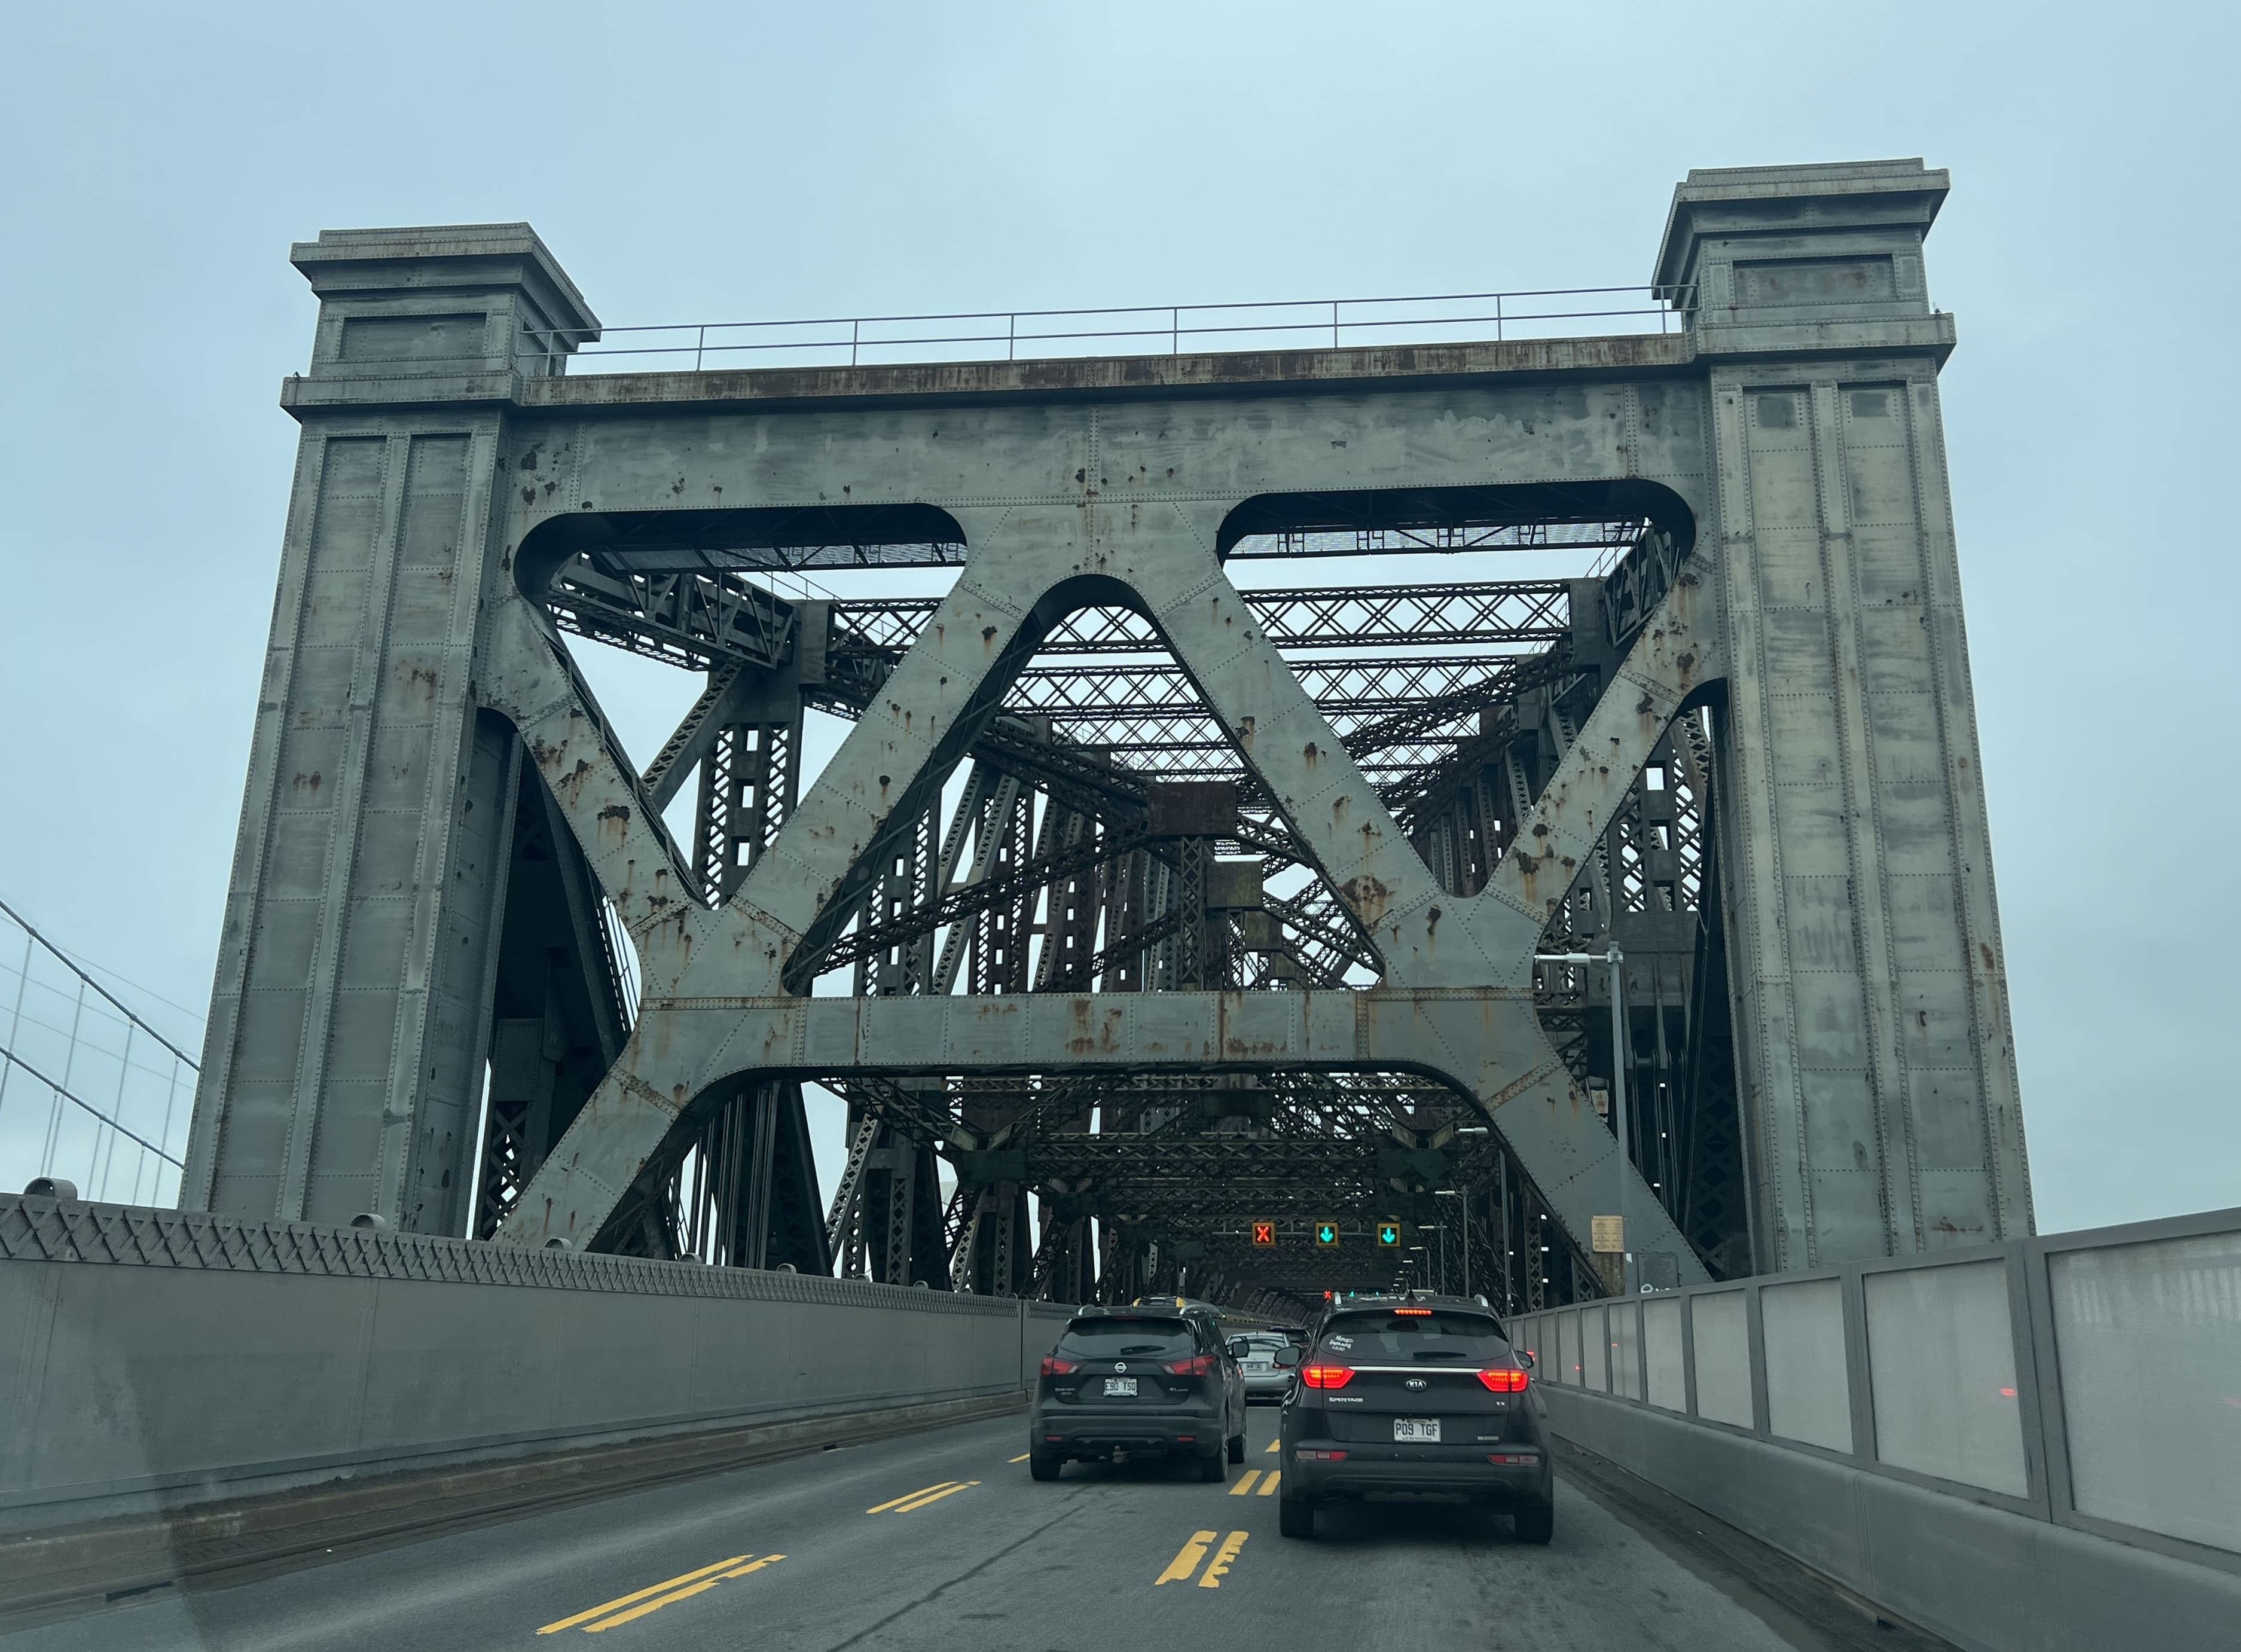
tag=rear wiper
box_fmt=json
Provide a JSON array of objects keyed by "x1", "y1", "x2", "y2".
[{"x1": 1118, "y1": 1343, "x2": 1167, "y2": 1355}]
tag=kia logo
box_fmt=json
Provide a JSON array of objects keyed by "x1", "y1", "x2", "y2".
[
  {"x1": 1115, "y1": 1362, "x2": 1127, "y2": 1373},
  {"x1": 1405, "y1": 1378, "x2": 1428, "y2": 1391}
]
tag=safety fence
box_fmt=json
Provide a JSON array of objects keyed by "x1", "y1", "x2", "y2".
[
  {"x1": 1507, "y1": 1208, "x2": 2241, "y2": 1651},
  {"x1": 0, "y1": 900, "x2": 194, "y2": 1208}
]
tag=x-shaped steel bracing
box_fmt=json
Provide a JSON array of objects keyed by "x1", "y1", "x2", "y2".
[{"x1": 485, "y1": 502, "x2": 1717, "y2": 1281}]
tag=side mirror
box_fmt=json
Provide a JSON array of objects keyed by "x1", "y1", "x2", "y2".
[
  {"x1": 1227, "y1": 1338, "x2": 1250, "y2": 1357},
  {"x1": 1274, "y1": 1346, "x2": 1300, "y2": 1368},
  {"x1": 1518, "y1": 1350, "x2": 1535, "y2": 1370}
]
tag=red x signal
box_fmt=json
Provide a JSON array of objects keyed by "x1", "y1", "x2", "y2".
[{"x1": 1251, "y1": 1220, "x2": 1277, "y2": 1248}]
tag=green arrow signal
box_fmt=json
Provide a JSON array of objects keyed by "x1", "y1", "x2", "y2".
[
  {"x1": 1315, "y1": 1222, "x2": 1338, "y2": 1246},
  {"x1": 1378, "y1": 1222, "x2": 1400, "y2": 1246}
]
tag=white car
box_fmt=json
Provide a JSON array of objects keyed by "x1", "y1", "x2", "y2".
[{"x1": 1228, "y1": 1332, "x2": 1300, "y2": 1403}]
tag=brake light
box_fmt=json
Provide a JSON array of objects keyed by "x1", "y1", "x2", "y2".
[
  {"x1": 1041, "y1": 1355, "x2": 1080, "y2": 1376},
  {"x1": 1164, "y1": 1354, "x2": 1216, "y2": 1378},
  {"x1": 1477, "y1": 1366, "x2": 1529, "y2": 1393},
  {"x1": 1394, "y1": 1306, "x2": 1432, "y2": 1316},
  {"x1": 1300, "y1": 1364, "x2": 1354, "y2": 1390}
]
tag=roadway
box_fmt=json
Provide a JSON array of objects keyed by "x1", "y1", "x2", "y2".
[{"x1": 0, "y1": 1410, "x2": 1934, "y2": 1652}]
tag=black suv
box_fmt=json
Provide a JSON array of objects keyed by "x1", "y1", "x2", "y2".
[
  {"x1": 1276, "y1": 1292, "x2": 1552, "y2": 1541},
  {"x1": 1030, "y1": 1307, "x2": 1248, "y2": 1482}
]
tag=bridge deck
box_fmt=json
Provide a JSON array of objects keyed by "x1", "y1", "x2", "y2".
[{"x1": 0, "y1": 1409, "x2": 1938, "y2": 1652}]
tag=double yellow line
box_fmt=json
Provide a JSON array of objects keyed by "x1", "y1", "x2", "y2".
[
  {"x1": 1227, "y1": 1468, "x2": 1281, "y2": 1497},
  {"x1": 867, "y1": 1479, "x2": 981, "y2": 1514},
  {"x1": 538, "y1": 1555, "x2": 786, "y2": 1635}
]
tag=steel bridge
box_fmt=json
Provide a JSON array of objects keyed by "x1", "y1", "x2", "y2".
[
  {"x1": 173, "y1": 157, "x2": 2031, "y2": 1323},
  {"x1": 11, "y1": 161, "x2": 2240, "y2": 1652}
]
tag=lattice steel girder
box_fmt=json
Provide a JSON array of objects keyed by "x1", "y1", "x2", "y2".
[
  {"x1": 548, "y1": 555, "x2": 797, "y2": 671},
  {"x1": 829, "y1": 581, "x2": 1573, "y2": 658},
  {"x1": 197, "y1": 169, "x2": 2032, "y2": 1283}
]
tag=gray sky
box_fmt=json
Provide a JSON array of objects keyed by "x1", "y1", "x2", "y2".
[{"x1": 2, "y1": 1, "x2": 2235, "y2": 1235}]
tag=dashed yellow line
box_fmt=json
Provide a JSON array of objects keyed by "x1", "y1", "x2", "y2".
[
  {"x1": 539, "y1": 1554, "x2": 786, "y2": 1635},
  {"x1": 1264, "y1": 1438, "x2": 1280, "y2": 1453},
  {"x1": 1156, "y1": 1529, "x2": 1219, "y2": 1585},
  {"x1": 1228, "y1": 1469, "x2": 1261, "y2": 1496},
  {"x1": 1199, "y1": 1530, "x2": 1248, "y2": 1587},
  {"x1": 1257, "y1": 1470, "x2": 1280, "y2": 1497},
  {"x1": 1009, "y1": 1453, "x2": 1031, "y2": 1463}
]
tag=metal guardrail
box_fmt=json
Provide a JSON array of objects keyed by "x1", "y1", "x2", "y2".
[
  {"x1": 529, "y1": 284, "x2": 1697, "y2": 374},
  {"x1": 1507, "y1": 1205, "x2": 2241, "y2": 1570}
]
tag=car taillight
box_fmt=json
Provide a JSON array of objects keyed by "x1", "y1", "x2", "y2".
[
  {"x1": 1042, "y1": 1355, "x2": 1080, "y2": 1376},
  {"x1": 1477, "y1": 1366, "x2": 1529, "y2": 1393},
  {"x1": 1164, "y1": 1354, "x2": 1216, "y2": 1377},
  {"x1": 1300, "y1": 1364, "x2": 1354, "y2": 1389}
]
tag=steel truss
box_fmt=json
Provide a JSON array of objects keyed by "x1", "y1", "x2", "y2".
[{"x1": 521, "y1": 511, "x2": 1738, "y2": 1312}]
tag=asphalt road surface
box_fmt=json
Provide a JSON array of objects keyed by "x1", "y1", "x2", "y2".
[{"x1": 1, "y1": 1410, "x2": 1911, "y2": 1652}]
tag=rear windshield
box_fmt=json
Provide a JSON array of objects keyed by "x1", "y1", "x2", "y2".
[
  {"x1": 1317, "y1": 1311, "x2": 1509, "y2": 1362},
  {"x1": 1059, "y1": 1317, "x2": 1196, "y2": 1358},
  {"x1": 1231, "y1": 1335, "x2": 1292, "y2": 1356}
]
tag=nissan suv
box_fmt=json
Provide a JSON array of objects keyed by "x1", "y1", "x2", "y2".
[
  {"x1": 1030, "y1": 1308, "x2": 1247, "y2": 1482},
  {"x1": 1275, "y1": 1292, "x2": 1552, "y2": 1541}
]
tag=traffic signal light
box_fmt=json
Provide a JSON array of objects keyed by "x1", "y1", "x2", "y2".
[
  {"x1": 1315, "y1": 1220, "x2": 1339, "y2": 1247},
  {"x1": 1251, "y1": 1220, "x2": 1277, "y2": 1248},
  {"x1": 1377, "y1": 1220, "x2": 1401, "y2": 1247}
]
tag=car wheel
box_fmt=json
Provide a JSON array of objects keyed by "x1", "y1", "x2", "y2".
[
  {"x1": 1029, "y1": 1451, "x2": 1061, "y2": 1482},
  {"x1": 1278, "y1": 1493, "x2": 1317, "y2": 1539},
  {"x1": 1511, "y1": 1503, "x2": 1554, "y2": 1544},
  {"x1": 1198, "y1": 1451, "x2": 1226, "y2": 1483},
  {"x1": 1227, "y1": 1431, "x2": 1245, "y2": 1464}
]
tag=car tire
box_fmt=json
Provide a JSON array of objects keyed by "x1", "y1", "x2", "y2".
[
  {"x1": 1198, "y1": 1451, "x2": 1226, "y2": 1483},
  {"x1": 1278, "y1": 1493, "x2": 1317, "y2": 1539},
  {"x1": 1511, "y1": 1503, "x2": 1554, "y2": 1544},
  {"x1": 1029, "y1": 1451, "x2": 1061, "y2": 1482},
  {"x1": 1226, "y1": 1431, "x2": 1245, "y2": 1464}
]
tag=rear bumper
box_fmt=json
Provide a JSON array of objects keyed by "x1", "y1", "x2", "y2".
[
  {"x1": 1032, "y1": 1406, "x2": 1221, "y2": 1459},
  {"x1": 1284, "y1": 1447, "x2": 1552, "y2": 1504},
  {"x1": 1242, "y1": 1374, "x2": 1292, "y2": 1401}
]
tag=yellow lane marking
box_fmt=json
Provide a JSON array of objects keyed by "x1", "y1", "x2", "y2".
[
  {"x1": 538, "y1": 1556, "x2": 748, "y2": 1635},
  {"x1": 1156, "y1": 1529, "x2": 1218, "y2": 1585},
  {"x1": 1264, "y1": 1439, "x2": 1280, "y2": 1453},
  {"x1": 1199, "y1": 1530, "x2": 1248, "y2": 1588},
  {"x1": 868, "y1": 1480, "x2": 960, "y2": 1514},
  {"x1": 1257, "y1": 1471, "x2": 1281, "y2": 1497},
  {"x1": 722, "y1": 1555, "x2": 784, "y2": 1579},
  {"x1": 1009, "y1": 1453, "x2": 1031, "y2": 1463},
  {"x1": 1228, "y1": 1470, "x2": 1261, "y2": 1497},
  {"x1": 891, "y1": 1479, "x2": 980, "y2": 1513}
]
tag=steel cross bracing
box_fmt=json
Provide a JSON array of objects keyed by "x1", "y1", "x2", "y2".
[
  {"x1": 527, "y1": 520, "x2": 1718, "y2": 1306},
  {"x1": 192, "y1": 167, "x2": 2033, "y2": 1327}
]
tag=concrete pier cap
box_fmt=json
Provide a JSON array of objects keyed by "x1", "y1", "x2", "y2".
[
  {"x1": 1654, "y1": 158, "x2": 1953, "y2": 357},
  {"x1": 287, "y1": 222, "x2": 600, "y2": 387}
]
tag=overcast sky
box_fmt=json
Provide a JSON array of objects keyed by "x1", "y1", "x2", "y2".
[{"x1": 2, "y1": 1, "x2": 2234, "y2": 1236}]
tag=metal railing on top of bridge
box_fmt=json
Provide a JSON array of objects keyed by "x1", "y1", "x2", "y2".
[
  {"x1": 524, "y1": 283, "x2": 1699, "y2": 375},
  {"x1": 0, "y1": 897, "x2": 195, "y2": 1208}
]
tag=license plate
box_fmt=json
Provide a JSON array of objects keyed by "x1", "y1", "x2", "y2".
[
  {"x1": 1103, "y1": 1377, "x2": 1138, "y2": 1397},
  {"x1": 1246, "y1": 1361, "x2": 1271, "y2": 1372},
  {"x1": 1394, "y1": 1418, "x2": 1441, "y2": 1442}
]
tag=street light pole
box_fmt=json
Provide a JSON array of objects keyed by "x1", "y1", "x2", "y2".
[{"x1": 1535, "y1": 946, "x2": 1630, "y2": 1296}]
